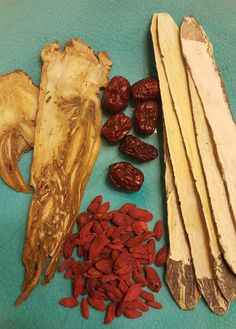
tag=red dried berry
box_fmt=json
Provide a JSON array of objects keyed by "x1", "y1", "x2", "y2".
[
  {"x1": 144, "y1": 266, "x2": 162, "y2": 293},
  {"x1": 119, "y1": 135, "x2": 158, "y2": 162},
  {"x1": 63, "y1": 238, "x2": 74, "y2": 259},
  {"x1": 131, "y1": 77, "x2": 159, "y2": 102},
  {"x1": 95, "y1": 259, "x2": 112, "y2": 274},
  {"x1": 108, "y1": 161, "x2": 144, "y2": 191},
  {"x1": 153, "y1": 220, "x2": 163, "y2": 241},
  {"x1": 124, "y1": 283, "x2": 142, "y2": 302},
  {"x1": 124, "y1": 308, "x2": 143, "y2": 319},
  {"x1": 97, "y1": 202, "x2": 110, "y2": 214},
  {"x1": 102, "y1": 113, "x2": 132, "y2": 143},
  {"x1": 81, "y1": 298, "x2": 89, "y2": 319},
  {"x1": 88, "y1": 297, "x2": 107, "y2": 311},
  {"x1": 146, "y1": 300, "x2": 163, "y2": 309},
  {"x1": 59, "y1": 297, "x2": 79, "y2": 308},
  {"x1": 134, "y1": 101, "x2": 159, "y2": 135},
  {"x1": 87, "y1": 195, "x2": 103, "y2": 214},
  {"x1": 59, "y1": 257, "x2": 75, "y2": 272},
  {"x1": 73, "y1": 276, "x2": 84, "y2": 297},
  {"x1": 155, "y1": 246, "x2": 168, "y2": 267},
  {"x1": 102, "y1": 76, "x2": 130, "y2": 113},
  {"x1": 140, "y1": 290, "x2": 155, "y2": 302},
  {"x1": 104, "y1": 302, "x2": 116, "y2": 324},
  {"x1": 76, "y1": 212, "x2": 89, "y2": 230}
]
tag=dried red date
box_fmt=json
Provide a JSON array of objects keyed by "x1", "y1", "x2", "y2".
[
  {"x1": 131, "y1": 77, "x2": 159, "y2": 102},
  {"x1": 102, "y1": 113, "x2": 132, "y2": 143},
  {"x1": 119, "y1": 135, "x2": 158, "y2": 161},
  {"x1": 102, "y1": 76, "x2": 130, "y2": 113},
  {"x1": 108, "y1": 162, "x2": 144, "y2": 191},
  {"x1": 134, "y1": 101, "x2": 159, "y2": 135}
]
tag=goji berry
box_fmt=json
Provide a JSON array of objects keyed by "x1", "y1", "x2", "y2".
[
  {"x1": 146, "y1": 300, "x2": 163, "y2": 309},
  {"x1": 153, "y1": 220, "x2": 163, "y2": 241},
  {"x1": 59, "y1": 257, "x2": 75, "y2": 272},
  {"x1": 104, "y1": 302, "x2": 116, "y2": 324},
  {"x1": 81, "y1": 298, "x2": 89, "y2": 319},
  {"x1": 87, "y1": 195, "x2": 103, "y2": 214},
  {"x1": 124, "y1": 308, "x2": 143, "y2": 318},
  {"x1": 155, "y1": 246, "x2": 168, "y2": 267},
  {"x1": 88, "y1": 297, "x2": 106, "y2": 311},
  {"x1": 59, "y1": 297, "x2": 79, "y2": 308}
]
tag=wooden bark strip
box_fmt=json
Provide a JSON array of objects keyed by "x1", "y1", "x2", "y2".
[
  {"x1": 15, "y1": 39, "x2": 112, "y2": 306},
  {"x1": 151, "y1": 14, "x2": 228, "y2": 315},
  {"x1": 187, "y1": 71, "x2": 236, "y2": 275},
  {"x1": 164, "y1": 132, "x2": 200, "y2": 309},
  {"x1": 156, "y1": 12, "x2": 236, "y2": 304},
  {"x1": 0, "y1": 70, "x2": 38, "y2": 192},
  {"x1": 152, "y1": 16, "x2": 200, "y2": 310},
  {"x1": 180, "y1": 16, "x2": 236, "y2": 225}
]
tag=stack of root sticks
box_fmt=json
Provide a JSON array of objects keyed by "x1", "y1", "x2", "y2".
[{"x1": 151, "y1": 13, "x2": 236, "y2": 315}]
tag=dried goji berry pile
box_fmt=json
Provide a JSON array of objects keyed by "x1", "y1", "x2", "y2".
[{"x1": 59, "y1": 196, "x2": 167, "y2": 324}]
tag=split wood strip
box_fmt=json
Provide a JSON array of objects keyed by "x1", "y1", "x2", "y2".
[
  {"x1": 151, "y1": 14, "x2": 228, "y2": 315},
  {"x1": 180, "y1": 16, "x2": 236, "y2": 227},
  {"x1": 156, "y1": 12, "x2": 236, "y2": 304}
]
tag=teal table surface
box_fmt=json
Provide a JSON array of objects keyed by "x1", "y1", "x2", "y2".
[{"x1": 0, "y1": 1, "x2": 235, "y2": 329}]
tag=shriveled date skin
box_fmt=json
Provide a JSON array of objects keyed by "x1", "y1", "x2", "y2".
[
  {"x1": 0, "y1": 70, "x2": 38, "y2": 192},
  {"x1": 16, "y1": 39, "x2": 112, "y2": 305}
]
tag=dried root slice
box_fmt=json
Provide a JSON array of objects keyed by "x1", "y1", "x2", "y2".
[
  {"x1": 164, "y1": 133, "x2": 200, "y2": 309},
  {"x1": 180, "y1": 16, "x2": 236, "y2": 225},
  {"x1": 0, "y1": 70, "x2": 38, "y2": 192},
  {"x1": 187, "y1": 72, "x2": 236, "y2": 275},
  {"x1": 151, "y1": 16, "x2": 200, "y2": 310},
  {"x1": 151, "y1": 13, "x2": 228, "y2": 315},
  {"x1": 15, "y1": 38, "x2": 112, "y2": 306},
  {"x1": 156, "y1": 12, "x2": 236, "y2": 304}
]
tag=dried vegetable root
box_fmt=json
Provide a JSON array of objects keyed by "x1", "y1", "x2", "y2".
[
  {"x1": 0, "y1": 70, "x2": 38, "y2": 192},
  {"x1": 16, "y1": 38, "x2": 112, "y2": 305}
]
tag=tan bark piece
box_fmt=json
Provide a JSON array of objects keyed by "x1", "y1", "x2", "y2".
[
  {"x1": 0, "y1": 70, "x2": 38, "y2": 192},
  {"x1": 156, "y1": 12, "x2": 236, "y2": 305},
  {"x1": 180, "y1": 16, "x2": 236, "y2": 225},
  {"x1": 151, "y1": 13, "x2": 228, "y2": 315},
  {"x1": 186, "y1": 71, "x2": 236, "y2": 275},
  {"x1": 16, "y1": 38, "x2": 112, "y2": 305}
]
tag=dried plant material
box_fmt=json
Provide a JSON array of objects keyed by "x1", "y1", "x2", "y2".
[
  {"x1": 156, "y1": 12, "x2": 236, "y2": 306},
  {"x1": 164, "y1": 135, "x2": 200, "y2": 309},
  {"x1": 151, "y1": 15, "x2": 200, "y2": 310},
  {"x1": 151, "y1": 13, "x2": 228, "y2": 315},
  {"x1": 15, "y1": 38, "x2": 112, "y2": 306},
  {"x1": 0, "y1": 70, "x2": 38, "y2": 192},
  {"x1": 186, "y1": 71, "x2": 236, "y2": 275},
  {"x1": 180, "y1": 16, "x2": 236, "y2": 226}
]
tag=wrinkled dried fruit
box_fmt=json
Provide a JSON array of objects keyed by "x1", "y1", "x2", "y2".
[
  {"x1": 140, "y1": 290, "x2": 155, "y2": 302},
  {"x1": 119, "y1": 135, "x2": 158, "y2": 161},
  {"x1": 134, "y1": 101, "x2": 159, "y2": 135},
  {"x1": 59, "y1": 257, "x2": 76, "y2": 272},
  {"x1": 102, "y1": 113, "x2": 132, "y2": 143},
  {"x1": 59, "y1": 197, "x2": 164, "y2": 324},
  {"x1": 88, "y1": 297, "x2": 107, "y2": 311},
  {"x1": 59, "y1": 296, "x2": 79, "y2": 308},
  {"x1": 131, "y1": 77, "x2": 159, "y2": 102},
  {"x1": 102, "y1": 76, "x2": 130, "y2": 113},
  {"x1": 124, "y1": 308, "x2": 143, "y2": 318},
  {"x1": 81, "y1": 298, "x2": 89, "y2": 319},
  {"x1": 153, "y1": 220, "x2": 163, "y2": 241},
  {"x1": 144, "y1": 266, "x2": 162, "y2": 292},
  {"x1": 108, "y1": 161, "x2": 144, "y2": 191},
  {"x1": 87, "y1": 195, "x2": 103, "y2": 214},
  {"x1": 104, "y1": 302, "x2": 116, "y2": 324},
  {"x1": 155, "y1": 246, "x2": 168, "y2": 267},
  {"x1": 146, "y1": 300, "x2": 163, "y2": 309}
]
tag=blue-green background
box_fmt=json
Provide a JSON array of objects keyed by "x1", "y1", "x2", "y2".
[{"x1": 0, "y1": 0, "x2": 235, "y2": 328}]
